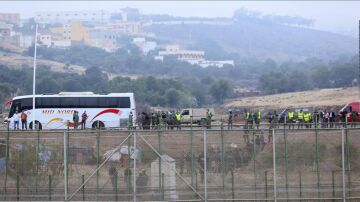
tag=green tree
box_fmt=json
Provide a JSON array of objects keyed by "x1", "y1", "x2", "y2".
[
  {"x1": 209, "y1": 80, "x2": 233, "y2": 103},
  {"x1": 165, "y1": 88, "x2": 181, "y2": 107}
]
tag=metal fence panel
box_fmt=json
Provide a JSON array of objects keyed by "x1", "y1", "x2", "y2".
[{"x1": 0, "y1": 127, "x2": 359, "y2": 201}]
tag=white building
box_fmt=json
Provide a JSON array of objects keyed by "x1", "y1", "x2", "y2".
[
  {"x1": 132, "y1": 37, "x2": 157, "y2": 55},
  {"x1": 87, "y1": 27, "x2": 121, "y2": 52},
  {"x1": 38, "y1": 34, "x2": 52, "y2": 47},
  {"x1": 35, "y1": 10, "x2": 110, "y2": 24},
  {"x1": 198, "y1": 60, "x2": 234, "y2": 68},
  {"x1": 19, "y1": 35, "x2": 33, "y2": 48},
  {"x1": 155, "y1": 45, "x2": 234, "y2": 68},
  {"x1": 157, "y1": 45, "x2": 205, "y2": 62}
]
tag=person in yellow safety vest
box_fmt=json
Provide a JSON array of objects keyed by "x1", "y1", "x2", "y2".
[
  {"x1": 175, "y1": 111, "x2": 182, "y2": 130},
  {"x1": 297, "y1": 110, "x2": 304, "y2": 129},
  {"x1": 288, "y1": 111, "x2": 295, "y2": 129},
  {"x1": 255, "y1": 111, "x2": 261, "y2": 129},
  {"x1": 304, "y1": 112, "x2": 310, "y2": 128}
]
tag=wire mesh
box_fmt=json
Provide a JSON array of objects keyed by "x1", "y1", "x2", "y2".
[{"x1": 0, "y1": 126, "x2": 359, "y2": 201}]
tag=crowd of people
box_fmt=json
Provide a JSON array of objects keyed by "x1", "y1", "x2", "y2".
[{"x1": 226, "y1": 107, "x2": 359, "y2": 130}]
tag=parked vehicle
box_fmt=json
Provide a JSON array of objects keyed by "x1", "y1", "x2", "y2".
[
  {"x1": 339, "y1": 101, "x2": 360, "y2": 122},
  {"x1": 180, "y1": 108, "x2": 215, "y2": 125}
]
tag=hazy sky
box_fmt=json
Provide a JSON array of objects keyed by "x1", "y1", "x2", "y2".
[{"x1": 1, "y1": 1, "x2": 360, "y2": 37}]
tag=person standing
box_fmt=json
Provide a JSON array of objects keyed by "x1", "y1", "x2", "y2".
[
  {"x1": 255, "y1": 111, "x2": 261, "y2": 129},
  {"x1": 73, "y1": 111, "x2": 79, "y2": 129},
  {"x1": 128, "y1": 111, "x2": 133, "y2": 129},
  {"x1": 206, "y1": 109, "x2": 213, "y2": 129},
  {"x1": 81, "y1": 111, "x2": 88, "y2": 129},
  {"x1": 108, "y1": 164, "x2": 118, "y2": 191},
  {"x1": 175, "y1": 111, "x2": 182, "y2": 130},
  {"x1": 21, "y1": 110, "x2": 28, "y2": 130},
  {"x1": 13, "y1": 111, "x2": 20, "y2": 130},
  {"x1": 297, "y1": 110, "x2": 304, "y2": 129},
  {"x1": 228, "y1": 110, "x2": 233, "y2": 129}
]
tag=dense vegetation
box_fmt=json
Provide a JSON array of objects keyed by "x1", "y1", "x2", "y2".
[
  {"x1": 258, "y1": 56, "x2": 358, "y2": 94},
  {"x1": 25, "y1": 44, "x2": 358, "y2": 95},
  {"x1": 0, "y1": 64, "x2": 233, "y2": 108}
]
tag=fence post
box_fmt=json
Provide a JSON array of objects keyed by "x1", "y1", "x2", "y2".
[
  {"x1": 35, "y1": 128, "x2": 40, "y2": 194},
  {"x1": 16, "y1": 175, "x2": 20, "y2": 201},
  {"x1": 127, "y1": 129, "x2": 132, "y2": 198},
  {"x1": 82, "y1": 174, "x2": 85, "y2": 201},
  {"x1": 204, "y1": 129, "x2": 207, "y2": 201},
  {"x1": 191, "y1": 124, "x2": 195, "y2": 189},
  {"x1": 345, "y1": 128, "x2": 351, "y2": 197},
  {"x1": 299, "y1": 172, "x2": 302, "y2": 199},
  {"x1": 315, "y1": 128, "x2": 320, "y2": 199},
  {"x1": 96, "y1": 122, "x2": 100, "y2": 201},
  {"x1": 49, "y1": 175, "x2": 52, "y2": 201},
  {"x1": 161, "y1": 173, "x2": 165, "y2": 201},
  {"x1": 283, "y1": 124, "x2": 289, "y2": 199},
  {"x1": 115, "y1": 174, "x2": 118, "y2": 201},
  {"x1": 158, "y1": 130, "x2": 162, "y2": 194},
  {"x1": 332, "y1": 171, "x2": 335, "y2": 201},
  {"x1": 231, "y1": 170, "x2": 235, "y2": 201},
  {"x1": 64, "y1": 131, "x2": 68, "y2": 201},
  {"x1": 265, "y1": 171, "x2": 268, "y2": 199},
  {"x1": 272, "y1": 128, "x2": 277, "y2": 202},
  {"x1": 252, "y1": 131, "x2": 257, "y2": 199},
  {"x1": 342, "y1": 129, "x2": 346, "y2": 202},
  {"x1": 3, "y1": 123, "x2": 10, "y2": 200},
  {"x1": 221, "y1": 122, "x2": 225, "y2": 192},
  {"x1": 133, "y1": 132, "x2": 137, "y2": 202}
]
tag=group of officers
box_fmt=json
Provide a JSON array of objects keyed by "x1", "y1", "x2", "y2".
[
  {"x1": 128, "y1": 111, "x2": 185, "y2": 130},
  {"x1": 227, "y1": 108, "x2": 353, "y2": 129}
]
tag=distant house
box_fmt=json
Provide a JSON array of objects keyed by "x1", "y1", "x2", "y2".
[
  {"x1": 108, "y1": 20, "x2": 142, "y2": 35},
  {"x1": 132, "y1": 37, "x2": 157, "y2": 55},
  {"x1": 0, "y1": 13, "x2": 20, "y2": 26},
  {"x1": 157, "y1": 45, "x2": 205, "y2": 62},
  {"x1": 37, "y1": 34, "x2": 52, "y2": 47},
  {"x1": 155, "y1": 45, "x2": 234, "y2": 68},
  {"x1": 0, "y1": 22, "x2": 12, "y2": 37},
  {"x1": 87, "y1": 27, "x2": 121, "y2": 52},
  {"x1": 35, "y1": 10, "x2": 110, "y2": 24}
]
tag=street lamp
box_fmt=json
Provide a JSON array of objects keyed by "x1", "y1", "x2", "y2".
[{"x1": 32, "y1": 23, "x2": 38, "y2": 130}]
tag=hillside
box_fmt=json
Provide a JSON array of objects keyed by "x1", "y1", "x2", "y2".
[
  {"x1": 145, "y1": 21, "x2": 356, "y2": 61},
  {"x1": 0, "y1": 53, "x2": 86, "y2": 74},
  {"x1": 224, "y1": 87, "x2": 359, "y2": 110}
]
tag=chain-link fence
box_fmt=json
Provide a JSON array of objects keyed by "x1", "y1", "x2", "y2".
[{"x1": 0, "y1": 126, "x2": 359, "y2": 201}]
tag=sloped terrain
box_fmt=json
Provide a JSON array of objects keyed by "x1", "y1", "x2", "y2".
[{"x1": 224, "y1": 87, "x2": 359, "y2": 110}]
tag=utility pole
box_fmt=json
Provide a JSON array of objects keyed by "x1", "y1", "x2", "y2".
[{"x1": 32, "y1": 24, "x2": 38, "y2": 130}]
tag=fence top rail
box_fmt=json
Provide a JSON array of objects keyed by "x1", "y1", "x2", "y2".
[{"x1": 0, "y1": 127, "x2": 357, "y2": 133}]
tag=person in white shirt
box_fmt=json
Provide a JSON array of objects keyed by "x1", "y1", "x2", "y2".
[{"x1": 13, "y1": 111, "x2": 20, "y2": 130}]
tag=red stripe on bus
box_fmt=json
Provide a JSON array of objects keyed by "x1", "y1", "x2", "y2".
[{"x1": 90, "y1": 109, "x2": 121, "y2": 122}]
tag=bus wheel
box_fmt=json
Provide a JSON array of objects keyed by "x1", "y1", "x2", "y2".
[
  {"x1": 92, "y1": 121, "x2": 105, "y2": 129},
  {"x1": 29, "y1": 121, "x2": 42, "y2": 130}
]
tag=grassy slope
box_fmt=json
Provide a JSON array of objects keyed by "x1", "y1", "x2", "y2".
[{"x1": 224, "y1": 87, "x2": 359, "y2": 110}]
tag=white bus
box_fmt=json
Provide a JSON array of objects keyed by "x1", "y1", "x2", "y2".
[{"x1": 6, "y1": 92, "x2": 136, "y2": 130}]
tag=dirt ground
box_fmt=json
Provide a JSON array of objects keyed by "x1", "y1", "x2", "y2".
[{"x1": 224, "y1": 87, "x2": 359, "y2": 111}]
